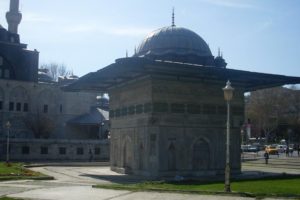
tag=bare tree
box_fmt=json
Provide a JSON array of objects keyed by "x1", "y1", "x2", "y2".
[
  {"x1": 246, "y1": 87, "x2": 289, "y2": 143},
  {"x1": 287, "y1": 85, "x2": 300, "y2": 123},
  {"x1": 40, "y1": 63, "x2": 71, "y2": 81},
  {"x1": 58, "y1": 65, "x2": 69, "y2": 77},
  {"x1": 23, "y1": 112, "x2": 55, "y2": 139},
  {"x1": 284, "y1": 86, "x2": 300, "y2": 142}
]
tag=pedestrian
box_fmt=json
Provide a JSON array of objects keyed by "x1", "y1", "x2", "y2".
[
  {"x1": 297, "y1": 144, "x2": 300, "y2": 157},
  {"x1": 89, "y1": 149, "x2": 93, "y2": 162},
  {"x1": 286, "y1": 146, "x2": 289, "y2": 157},
  {"x1": 264, "y1": 151, "x2": 269, "y2": 164}
]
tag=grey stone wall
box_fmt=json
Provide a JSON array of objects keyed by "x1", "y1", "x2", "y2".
[
  {"x1": 0, "y1": 79, "x2": 98, "y2": 139},
  {"x1": 0, "y1": 39, "x2": 39, "y2": 82},
  {"x1": 0, "y1": 138, "x2": 109, "y2": 161},
  {"x1": 109, "y1": 74, "x2": 243, "y2": 178}
]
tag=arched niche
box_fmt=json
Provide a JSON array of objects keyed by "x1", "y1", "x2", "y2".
[
  {"x1": 192, "y1": 138, "x2": 211, "y2": 170},
  {"x1": 167, "y1": 142, "x2": 176, "y2": 171},
  {"x1": 9, "y1": 86, "x2": 29, "y2": 102},
  {"x1": 123, "y1": 136, "x2": 133, "y2": 170}
]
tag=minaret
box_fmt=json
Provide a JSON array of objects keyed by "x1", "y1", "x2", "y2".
[
  {"x1": 6, "y1": 0, "x2": 22, "y2": 34},
  {"x1": 171, "y1": 7, "x2": 175, "y2": 27},
  {"x1": 214, "y1": 47, "x2": 227, "y2": 68}
]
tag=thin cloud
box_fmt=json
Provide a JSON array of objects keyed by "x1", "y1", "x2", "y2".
[
  {"x1": 108, "y1": 27, "x2": 152, "y2": 37},
  {"x1": 63, "y1": 24, "x2": 97, "y2": 33},
  {"x1": 63, "y1": 24, "x2": 152, "y2": 37},
  {"x1": 239, "y1": 18, "x2": 273, "y2": 39},
  {"x1": 251, "y1": 19, "x2": 273, "y2": 34},
  {"x1": 201, "y1": 0, "x2": 256, "y2": 9},
  {"x1": 23, "y1": 13, "x2": 53, "y2": 23}
]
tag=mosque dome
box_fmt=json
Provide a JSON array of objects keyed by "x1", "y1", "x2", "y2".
[
  {"x1": 134, "y1": 26, "x2": 214, "y2": 65},
  {"x1": 96, "y1": 95, "x2": 109, "y2": 110},
  {"x1": 38, "y1": 70, "x2": 53, "y2": 83}
]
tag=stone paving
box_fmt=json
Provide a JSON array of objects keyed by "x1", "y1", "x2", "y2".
[
  {"x1": 242, "y1": 151, "x2": 300, "y2": 175},
  {"x1": 9, "y1": 187, "x2": 256, "y2": 200},
  {"x1": 0, "y1": 154, "x2": 299, "y2": 200}
]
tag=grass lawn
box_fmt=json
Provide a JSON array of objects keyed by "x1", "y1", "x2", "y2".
[
  {"x1": 0, "y1": 197, "x2": 22, "y2": 200},
  {"x1": 0, "y1": 162, "x2": 52, "y2": 181},
  {"x1": 94, "y1": 176, "x2": 300, "y2": 198}
]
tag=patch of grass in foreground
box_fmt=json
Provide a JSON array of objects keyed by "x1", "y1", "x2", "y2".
[
  {"x1": 0, "y1": 162, "x2": 25, "y2": 175},
  {"x1": 0, "y1": 197, "x2": 23, "y2": 200},
  {"x1": 0, "y1": 162, "x2": 52, "y2": 181},
  {"x1": 94, "y1": 176, "x2": 300, "y2": 198}
]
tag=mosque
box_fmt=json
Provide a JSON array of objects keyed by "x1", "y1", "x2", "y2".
[
  {"x1": 69, "y1": 11, "x2": 300, "y2": 177},
  {"x1": 0, "y1": 0, "x2": 109, "y2": 161},
  {"x1": 2, "y1": 0, "x2": 300, "y2": 177}
]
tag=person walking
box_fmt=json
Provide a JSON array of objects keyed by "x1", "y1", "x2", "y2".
[
  {"x1": 264, "y1": 151, "x2": 269, "y2": 164},
  {"x1": 286, "y1": 146, "x2": 289, "y2": 157},
  {"x1": 89, "y1": 149, "x2": 93, "y2": 162}
]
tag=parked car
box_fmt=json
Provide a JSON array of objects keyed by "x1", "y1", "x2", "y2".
[
  {"x1": 252, "y1": 143, "x2": 265, "y2": 151},
  {"x1": 285, "y1": 144, "x2": 294, "y2": 153},
  {"x1": 241, "y1": 145, "x2": 248, "y2": 152},
  {"x1": 241, "y1": 145, "x2": 259, "y2": 153},
  {"x1": 276, "y1": 145, "x2": 287, "y2": 153},
  {"x1": 248, "y1": 145, "x2": 259, "y2": 152},
  {"x1": 265, "y1": 145, "x2": 279, "y2": 155}
]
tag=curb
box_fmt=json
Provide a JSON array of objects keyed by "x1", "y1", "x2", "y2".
[{"x1": 24, "y1": 162, "x2": 110, "y2": 168}]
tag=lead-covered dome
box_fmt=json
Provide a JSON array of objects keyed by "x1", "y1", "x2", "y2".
[{"x1": 134, "y1": 26, "x2": 214, "y2": 65}]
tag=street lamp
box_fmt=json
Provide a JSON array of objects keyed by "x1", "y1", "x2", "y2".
[
  {"x1": 99, "y1": 122, "x2": 104, "y2": 139},
  {"x1": 6, "y1": 121, "x2": 11, "y2": 164},
  {"x1": 223, "y1": 80, "x2": 234, "y2": 192},
  {"x1": 241, "y1": 129, "x2": 244, "y2": 145},
  {"x1": 241, "y1": 129, "x2": 244, "y2": 161}
]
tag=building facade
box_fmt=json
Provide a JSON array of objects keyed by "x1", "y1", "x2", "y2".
[
  {"x1": 109, "y1": 74, "x2": 243, "y2": 177},
  {"x1": 0, "y1": 0, "x2": 38, "y2": 82},
  {"x1": 0, "y1": 0, "x2": 109, "y2": 161},
  {"x1": 68, "y1": 19, "x2": 300, "y2": 177}
]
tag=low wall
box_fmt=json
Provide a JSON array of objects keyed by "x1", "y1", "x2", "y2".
[{"x1": 0, "y1": 138, "x2": 110, "y2": 161}]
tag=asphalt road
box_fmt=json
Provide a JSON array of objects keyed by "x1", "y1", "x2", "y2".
[{"x1": 0, "y1": 153, "x2": 299, "y2": 200}]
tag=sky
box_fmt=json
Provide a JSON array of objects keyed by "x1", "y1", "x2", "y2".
[{"x1": 0, "y1": 0, "x2": 300, "y2": 77}]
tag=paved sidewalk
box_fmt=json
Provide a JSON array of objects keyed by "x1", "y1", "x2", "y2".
[
  {"x1": 1, "y1": 157, "x2": 300, "y2": 200},
  {"x1": 6, "y1": 186, "x2": 257, "y2": 200}
]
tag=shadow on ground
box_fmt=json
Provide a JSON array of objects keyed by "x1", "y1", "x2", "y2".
[
  {"x1": 79, "y1": 170, "x2": 293, "y2": 185},
  {"x1": 79, "y1": 173, "x2": 154, "y2": 184}
]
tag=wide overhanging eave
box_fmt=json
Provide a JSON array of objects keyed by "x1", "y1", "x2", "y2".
[{"x1": 65, "y1": 57, "x2": 300, "y2": 92}]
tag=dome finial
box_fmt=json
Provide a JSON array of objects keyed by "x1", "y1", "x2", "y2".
[{"x1": 172, "y1": 7, "x2": 175, "y2": 27}]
